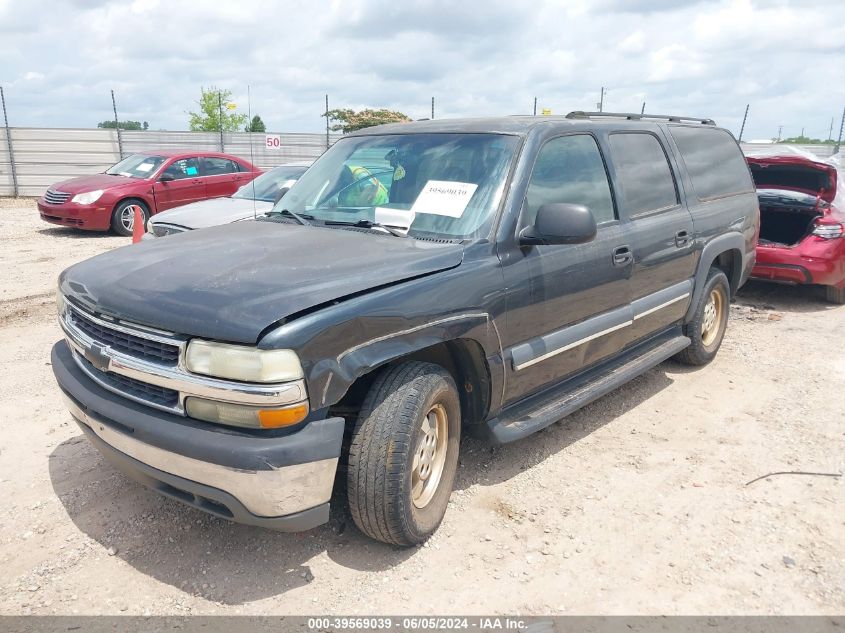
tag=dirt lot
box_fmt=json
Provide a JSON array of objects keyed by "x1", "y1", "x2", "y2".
[{"x1": 0, "y1": 198, "x2": 842, "y2": 616}]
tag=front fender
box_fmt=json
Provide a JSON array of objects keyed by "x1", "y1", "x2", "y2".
[
  {"x1": 258, "y1": 248, "x2": 508, "y2": 412},
  {"x1": 310, "y1": 312, "x2": 499, "y2": 408}
]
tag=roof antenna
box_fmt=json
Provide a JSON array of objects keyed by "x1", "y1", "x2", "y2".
[{"x1": 247, "y1": 84, "x2": 257, "y2": 220}]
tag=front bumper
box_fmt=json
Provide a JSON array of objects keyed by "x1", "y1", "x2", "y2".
[
  {"x1": 752, "y1": 237, "x2": 845, "y2": 288},
  {"x1": 37, "y1": 199, "x2": 112, "y2": 231},
  {"x1": 52, "y1": 340, "x2": 345, "y2": 530}
]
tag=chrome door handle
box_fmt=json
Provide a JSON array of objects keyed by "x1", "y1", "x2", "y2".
[{"x1": 612, "y1": 245, "x2": 633, "y2": 267}]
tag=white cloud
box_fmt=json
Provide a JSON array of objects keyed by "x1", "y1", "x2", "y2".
[{"x1": 0, "y1": 0, "x2": 842, "y2": 141}]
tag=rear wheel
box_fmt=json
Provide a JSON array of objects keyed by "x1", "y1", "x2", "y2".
[
  {"x1": 347, "y1": 361, "x2": 461, "y2": 546},
  {"x1": 111, "y1": 199, "x2": 149, "y2": 236},
  {"x1": 824, "y1": 285, "x2": 845, "y2": 305},
  {"x1": 674, "y1": 268, "x2": 730, "y2": 366}
]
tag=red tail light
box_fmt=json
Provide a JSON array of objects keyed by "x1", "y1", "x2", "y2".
[{"x1": 812, "y1": 220, "x2": 845, "y2": 239}]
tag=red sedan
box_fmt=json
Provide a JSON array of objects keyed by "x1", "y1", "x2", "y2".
[
  {"x1": 37, "y1": 151, "x2": 260, "y2": 235},
  {"x1": 747, "y1": 148, "x2": 845, "y2": 303}
]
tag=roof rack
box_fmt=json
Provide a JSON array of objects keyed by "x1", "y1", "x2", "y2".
[{"x1": 565, "y1": 111, "x2": 716, "y2": 126}]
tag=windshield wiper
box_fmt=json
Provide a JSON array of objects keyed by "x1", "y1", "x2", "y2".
[
  {"x1": 324, "y1": 219, "x2": 408, "y2": 238},
  {"x1": 265, "y1": 208, "x2": 313, "y2": 226}
]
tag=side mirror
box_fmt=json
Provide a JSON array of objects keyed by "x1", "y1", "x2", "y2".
[
  {"x1": 158, "y1": 172, "x2": 175, "y2": 182},
  {"x1": 519, "y1": 203, "x2": 597, "y2": 246},
  {"x1": 273, "y1": 187, "x2": 290, "y2": 203}
]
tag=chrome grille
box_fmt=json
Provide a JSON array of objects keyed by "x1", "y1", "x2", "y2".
[
  {"x1": 69, "y1": 307, "x2": 180, "y2": 365},
  {"x1": 77, "y1": 354, "x2": 179, "y2": 408},
  {"x1": 44, "y1": 189, "x2": 71, "y2": 204}
]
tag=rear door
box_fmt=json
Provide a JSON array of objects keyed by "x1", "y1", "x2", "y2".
[
  {"x1": 153, "y1": 157, "x2": 206, "y2": 211},
  {"x1": 500, "y1": 133, "x2": 634, "y2": 403},
  {"x1": 202, "y1": 156, "x2": 246, "y2": 198},
  {"x1": 605, "y1": 130, "x2": 696, "y2": 343}
]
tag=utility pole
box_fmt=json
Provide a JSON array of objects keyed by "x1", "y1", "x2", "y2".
[
  {"x1": 431, "y1": 96, "x2": 435, "y2": 120},
  {"x1": 217, "y1": 91, "x2": 224, "y2": 152},
  {"x1": 325, "y1": 94, "x2": 330, "y2": 150},
  {"x1": 800, "y1": 126, "x2": 805, "y2": 139},
  {"x1": 738, "y1": 104, "x2": 749, "y2": 142},
  {"x1": 0, "y1": 86, "x2": 18, "y2": 197},
  {"x1": 835, "y1": 106, "x2": 845, "y2": 154},
  {"x1": 533, "y1": 97, "x2": 537, "y2": 116},
  {"x1": 598, "y1": 86, "x2": 605, "y2": 112},
  {"x1": 777, "y1": 125, "x2": 783, "y2": 142},
  {"x1": 641, "y1": 102, "x2": 646, "y2": 115},
  {"x1": 829, "y1": 117, "x2": 834, "y2": 141},
  {"x1": 111, "y1": 89, "x2": 124, "y2": 159}
]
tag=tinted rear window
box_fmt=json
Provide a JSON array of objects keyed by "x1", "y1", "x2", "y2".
[
  {"x1": 670, "y1": 126, "x2": 754, "y2": 199},
  {"x1": 608, "y1": 132, "x2": 678, "y2": 216}
]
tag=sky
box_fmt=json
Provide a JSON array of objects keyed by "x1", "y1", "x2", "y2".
[{"x1": 1, "y1": 0, "x2": 843, "y2": 141}]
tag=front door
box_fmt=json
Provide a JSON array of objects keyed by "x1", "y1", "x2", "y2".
[
  {"x1": 152, "y1": 157, "x2": 206, "y2": 211},
  {"x1": 500, "y1": 133, "x2": 634, "y2": 405}
]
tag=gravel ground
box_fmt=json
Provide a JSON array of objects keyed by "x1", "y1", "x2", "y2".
[{"x1": 0, "y1": 198, "x2": 843, "y2": 615}]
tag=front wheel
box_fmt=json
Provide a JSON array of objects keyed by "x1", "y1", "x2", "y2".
[
  {"x1": 674, "y1": 268, "x2": 730, "y2": 366},
  {"x1": 347, "y1": 361, "x2": 461, "y2": 546},
  {"x1": 111, "y1": 199, "x2": 149, "y2": 236}
]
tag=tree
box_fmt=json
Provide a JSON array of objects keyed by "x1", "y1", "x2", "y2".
[
  {"x1": 245, "y1": 114, "x2": 266, "y2": 133},
  {"x1": 323, "y1": 108, "x2": 411, "y2": 133},
  {"x1": 187, "y1": 86, "x2": 248, "y2": 132},
  {"x1": 779, "y1": 135, "x2": 835, "y2": 145},
  {"x1": 97, "y1": 120, "x2": 145, "y2": 130}
]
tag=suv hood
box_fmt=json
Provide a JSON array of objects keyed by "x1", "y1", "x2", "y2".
[
  {"x1": 50, "y1": 173, "x2": 141, "y2": 194},
  {"x1": 60, "y1": 221, "x2": 464, "y2": 344},
  {"x1": 150, "y1": 197, "x2": 274, "y2": 230}
]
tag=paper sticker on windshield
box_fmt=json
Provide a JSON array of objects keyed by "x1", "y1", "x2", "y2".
[
  {"x1": 411, "y1": 181, "x2": 478, "y2": 218},
  {"x1": 136, "y1": 162, "x2": 154, "y2": 173},
  {"x1": 375, "y1": 207, "x2": 415, "y2": 232}
]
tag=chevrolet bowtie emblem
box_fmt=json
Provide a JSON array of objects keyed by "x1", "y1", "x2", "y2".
[{"x1": 83, "y1": 342, "x2": 110, "y2": 372}]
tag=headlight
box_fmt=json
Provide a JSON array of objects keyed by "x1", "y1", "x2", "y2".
[
  {"x1": 71, "y1": 190, "x2": 104, "y2": 205},
  {"x1": 185, "y1": 340, "x2": 304, "y2": 383},
  {"x1": 56, "y1": 289, "x2": 67, "y2": 317},
  {"x1": 185, "y1": 397, "x2": 309, "y2": 429}
]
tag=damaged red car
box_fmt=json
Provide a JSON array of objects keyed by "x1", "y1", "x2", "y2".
[{"x1": 746, "y1": 148, "x2": 845, "y2": 303}]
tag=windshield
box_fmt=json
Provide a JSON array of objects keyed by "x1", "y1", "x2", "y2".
[
  {"x1": 231, "y1": 166, "x2": 308, "y2": 202},
  {"x1": 105, "y1": 154, "x2": 166, "y2": 178},
  {"x1": 273, "y1": 133, "x2": 519, "y2": 239}
]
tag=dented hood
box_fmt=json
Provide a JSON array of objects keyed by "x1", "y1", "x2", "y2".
[{"x1": 60, "y1": 221, "x2": 464, "y2": 344}]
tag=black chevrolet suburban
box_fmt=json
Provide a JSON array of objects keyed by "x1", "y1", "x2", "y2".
[{"x1": 52, "y1": 112, "x2": 759, "y2": 546}]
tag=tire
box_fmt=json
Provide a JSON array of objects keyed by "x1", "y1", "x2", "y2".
[
  {"x1": 110, "y1": 199, "x2": 149, "y2": 236},
  {"x1": 674, "y1": 268, "x2": 730, "y2": 366},
  {"x1": 824, "y1": 285, "x2": 845, "y2": 305},
  {"x1": 347, "y1": 361, "x2": 461, "y2": 546}
]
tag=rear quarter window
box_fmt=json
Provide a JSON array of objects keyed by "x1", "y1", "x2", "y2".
[{"x1": 669, "y1": 126, "x2": 754, "y2": 200}]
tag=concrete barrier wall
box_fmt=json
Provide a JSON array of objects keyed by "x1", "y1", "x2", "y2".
[{"x1": 0, "y1": 127, "x2": 341, "y2": 197}]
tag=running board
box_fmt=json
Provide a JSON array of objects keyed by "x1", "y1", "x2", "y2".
[{"x1": 479, "y1": 332, "x2": 691, "y2": 444}]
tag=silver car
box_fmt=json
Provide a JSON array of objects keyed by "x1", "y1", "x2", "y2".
[{"x1": 145, "y1": 162, "x2": 311, "y2": 238}]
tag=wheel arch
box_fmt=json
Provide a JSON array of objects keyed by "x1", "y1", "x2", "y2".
[
  {"x1": 112, "y1": 195, "x2": 152, "y2": 215},
  {"x1": 329, "y1": 337, "x2": 494, "y2": 428},
  {"x1": 685, "y1": 232, "x2": 745, "y2": 322}
]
